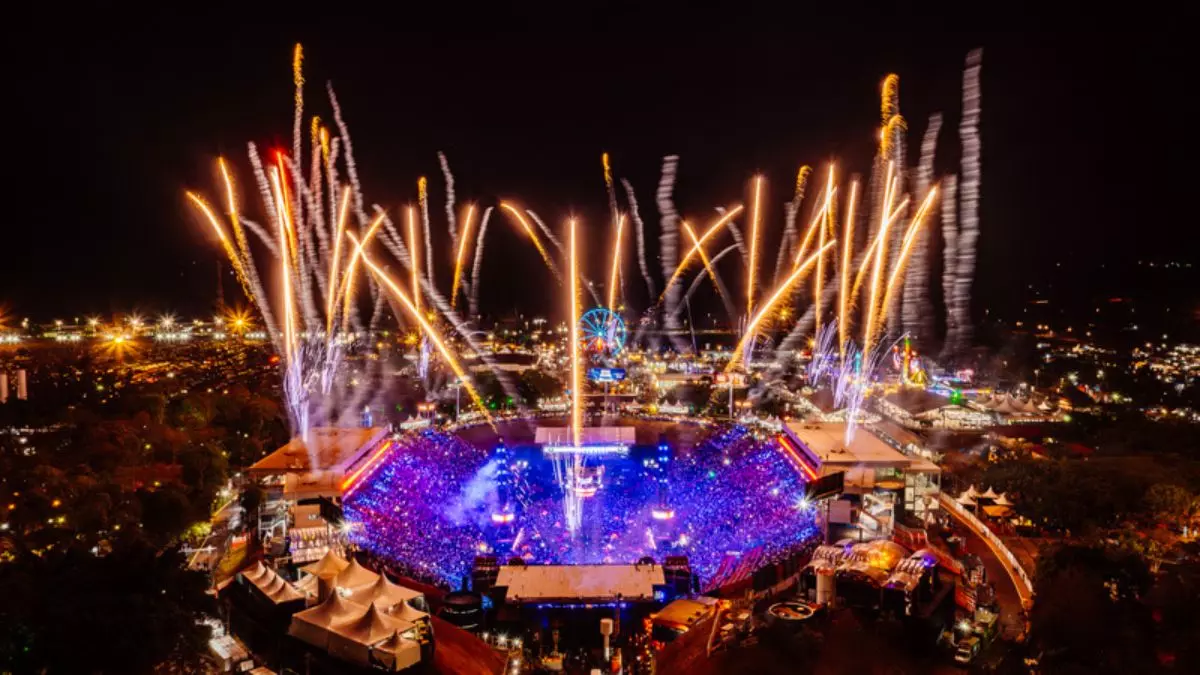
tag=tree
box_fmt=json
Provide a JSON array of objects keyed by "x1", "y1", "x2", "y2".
[
  {"x1": 0, "y1": 537, "x2": 215, "y2": 674},
  {"x1": 1144, "y1": 483, "x2": 1194, "y2": 529},
  {"x1": 1032, "y1": 544, "x2": 1155, "y2": 674}
]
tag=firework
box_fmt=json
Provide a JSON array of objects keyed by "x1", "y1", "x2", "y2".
[
  {"x1": 414, "y1": 177, "x2": 433, "y2": 289},
  {"x1": 451, "y1": 204, "x2": 476, "y2": 309},
  {"x1": 902, "y1": 113, "x2": 942, "y2": 343},
  {"x1": 525, "y1": 209, "x2": 565, "y2": 255},
  {"x1": 681, "y1": 222, "x2": 727, "y2": 308},
  {"x1": 656, "y1": 155, "x2": 689, "y2": 353},
  {"x1": 407, "y1": 206, "x2": 422, "y2": 314},
  {"x1": 813, "y1": 166, "x2": 834, "y2": 336},
  {"x1": 469, "y1": 206, "x2": 493, "y2": 317},
  {"x1": 838, "y1": 181, "x2": 859, "y2": 357},
  {"x1": 878, "y1": 185, "x2": 940, "y2": 327},
  {"x1": 620, "y1": 178, "x2": 657, "y2": 301},
  {"x1": 939, "y1": 174, "x2": 959, "y2": 358},
  {"x1": 950, "y1": 48, "x2": 983, "y2": 357},
  {"x1": 351, "y1": 233, "x2": 494, "y2": 429},
  {"x1": 746, "y1": 175, "x2": 765, "y2": 316},
  {"x1": 774, "y1": 166, "x2": 813, "y2": 284},
  {"x1": 500, "y1": 202, "x2": 558, "y2": 276},
  {"x1": 726, "y1": 241, "x2": 835, "y2": 371},
  {"x1": 607, "y1": 214, "x2": 625, "y2": 312},
  {"x1": 661, "y1": 205, "x2": 744, "y2": 299},
  {"x1": 568, "y1": 219, "x2": 582, "y2": 448},
  {"x1": 438, "y1": 152, "x2": 458, "y2": 242}
]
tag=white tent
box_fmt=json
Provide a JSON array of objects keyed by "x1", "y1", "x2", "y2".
[
  {"x1": 347, "y1": 574, "x2": 424, "y2": 613},
  {"x1": 289, "y1": 591, "x2": 358, "y2": 649},
  {"x1": 335, "y1": 557, "x2": 381, "y2": 591},
  {"x1": 980, "y1": 487, "x2": 1000, "y2": 500},
  {"x1": 327, "y1": 603, "x2": 415, "y2": 667},
  {"x1": 388, "y1": 600, "x2": 430, "y2": 625},
  {"x1": 371, "y1": 631, "x2": 423, "y2": 672},
  {"x1": 302, "y1": 549, "x2": 350, "y2": 579},
  {"x1": 963, "y1": 485, "x2": 980, "y2": 498},
  {"x1": 956, "y1": 493, "x2": 977, "y2": 507},
  {"x1": 994, "y1": 493, "x2": 1013, "y2": 506},
  {"x1": 241, "y1": 561, "x2": 304, "y2": 605}
]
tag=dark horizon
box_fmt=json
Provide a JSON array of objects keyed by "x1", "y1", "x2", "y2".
[{"x1": 4, "y1": 14, "x2": 1193, "y2": 335}]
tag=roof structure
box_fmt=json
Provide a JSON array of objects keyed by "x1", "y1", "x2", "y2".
[
  {"x1": 535, "y1": 426, "x2": 636, "y2": 446},
  {"x1": 240, "y1": 561, "x2": 304, "y2": 604},
  {"x1": 348, "y1": 574, "x2": 425, "y2": 612},
  {"x1": 785, "y1": 422, "x2": 923, "y2": 471},
  {"x1": 301, "y1": 549, "x2": 351, "y2": 579},
  {"x1": 249, "y1": 427, "x2": 387, "y2": 475},
  {"x1": 495, "y1": 564, "x2": 665, "y2": 603}
]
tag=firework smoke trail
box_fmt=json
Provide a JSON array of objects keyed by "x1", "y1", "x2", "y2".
[
  {"x1": 608, "y1": 214, "x2": 625, "y2": 311},
  {"x1": 416, "y1": 177, "x2": 435, "y2": 288},
  {"x1": 656, "y1": 155, "x2": 690, "y2": 353},
  {"x1": 807, "y1": 322, "x2": 839, "y2": 386},
  {"x1": 351, "y1": 234, "x2": 495, "y2": 429},
  {"x1": 675, "y1": 243, "x2": 740, "y2": 327},
  {"x1": 499, "y1": 203, "x2": 560, "y2": 279},
  {"x1": 438, "y1": 152, "x2": 458, "y2": 242},
  {"x1": 726, "y1": 242, "x2": 835, "y2": 372},
  {"x1": 939, "y1": 174, "x2": 960, "y2": 358},
  {"x1": 878, "y1": 186, "x2": 940, "y2": 328},
  {"x1": 903, "y1": 113, "x2": 942, "y2": 342},
  {"x1": 620, "y1": 178, "x2": 657, "y2": 301},
  {"x1": 862, "y1": 163, "x2": 898, "y2": 351},
  {"x1": 953, "y1": 48, "x2": 983, "y2": 356},
  {"x1": 660, "y1": 206, "x2": 743, "y2": 301},
  {"x1": 451, "y1": 204, "x2": 476, "y2": 309},
  {"x1": 525, "y1": 210, "x2": 564, "y2": 254},
  {"x1": 774, "y1": 166, "x2": 812, "y2": 284},
  {"x1": 469, "y1": 206, "x2": 493, "y2": 317},
  {"x1": 680, "y1": 222, "x2": 737, "y2": 322},
  {"x1": 292, "y1": 45, "x2": 305, "y2": 198}
]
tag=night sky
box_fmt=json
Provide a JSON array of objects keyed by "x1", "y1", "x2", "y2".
[{"x1": 4, "y1": 9, "x2": 1192, "y2": 331}]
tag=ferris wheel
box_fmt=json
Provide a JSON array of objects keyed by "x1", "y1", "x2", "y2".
[{"x1": 579, "y1": 308, "x2": 627, "y2": 357}]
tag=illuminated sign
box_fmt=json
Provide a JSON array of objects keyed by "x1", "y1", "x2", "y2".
[
  {"x1": 587, "y1": 367, "x2": 627, "y2": 383},
  {"x1": 543, "y1": 444, "x2": 629, "y2": 456}
]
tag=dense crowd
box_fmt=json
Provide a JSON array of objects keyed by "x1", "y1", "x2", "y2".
[{"x1": 344, "y1": 425, "x2": 819, "y2": 587}]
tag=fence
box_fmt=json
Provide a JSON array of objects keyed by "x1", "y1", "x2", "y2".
[{"x1": 939, "y1": 493, "x2": 1034, "y2": 608}]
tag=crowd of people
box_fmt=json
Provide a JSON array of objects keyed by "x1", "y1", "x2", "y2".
[{"x1": 343, "y1": 424, "x2": 819, "y2": 587}]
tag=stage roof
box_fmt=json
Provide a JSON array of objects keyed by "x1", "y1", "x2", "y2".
[
  {"x1": 249, "y1": 427, "x2": 387, "y2": 476},
  {"x1": 534, "y1": 426, "x2": 636, "y2": 446},
  {"x1": 495, "y1": 564, "x2": 664, "y2": 603},
  {"x1": 785, "y1": 422, "x2": 929, "y2": 471}
]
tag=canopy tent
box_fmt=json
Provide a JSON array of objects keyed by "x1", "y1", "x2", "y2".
[
  {"x1": 336, "y1": 558, "x2": 382, "y2": 591},
  {"x1": 389, "y1": 601, "x2": 430, "y2": 625},
  {"x1": 327, "y1": 603, "x2": 416, "y2": 667},
  {"x1": 963, "y1": 485, "x2": 980, "y2": 498},
  {"x1": 348, "y1": 574, "x2": 425, "y2": 613},
  {"x1": 289, "y1": 591, "x2": 359, "y2": 649},
  {"x1": 956, "y1": 494, "x2": 977, "y2": 507},
  {"x1": 980, "y1": 487, "x2": 999, "y2": 500},
  {"x1": 302, "y1": 549, "x2": 351, "y2": 579},
  {"x1": 372, "y1": 631, "x2": 423, "y2": 672},
  {"x1": 241, "y1": 561, "x2": 304, "y2": 605},
  {"x1": 993, "y1": 493, "x2": 1013, "y2": 506}
]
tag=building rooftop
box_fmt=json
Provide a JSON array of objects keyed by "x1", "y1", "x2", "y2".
[
  {"x1": 495, "y1": 563, "x2": 665, "y2": 603},
  {"x1": 249, "y1": 427, "x2": 388, "y2": 475},
  {"x1": 785, "y1": 422, "x2": 926, "y2": 471}
]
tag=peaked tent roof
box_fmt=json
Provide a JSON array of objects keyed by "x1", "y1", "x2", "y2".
[
  {"x1": 347, "y1": 573, "x2": 423, "y2": 610},
  {"x1": 302, "y1": 549, "x2": 351, "y2": 579},
  {"x1": 330, "y1": 602, "x2": 414, "y2": 646},
  {"x1": 389, "y1": 600, "x2": 430, "y2": 624},
  {"x1": 335, "y1": 557, "x2": 381, "y2": 590}
]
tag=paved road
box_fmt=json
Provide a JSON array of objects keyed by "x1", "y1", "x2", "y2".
[{"x1": 942, "y1": 503, "x2": 1028, "y2": 639}]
